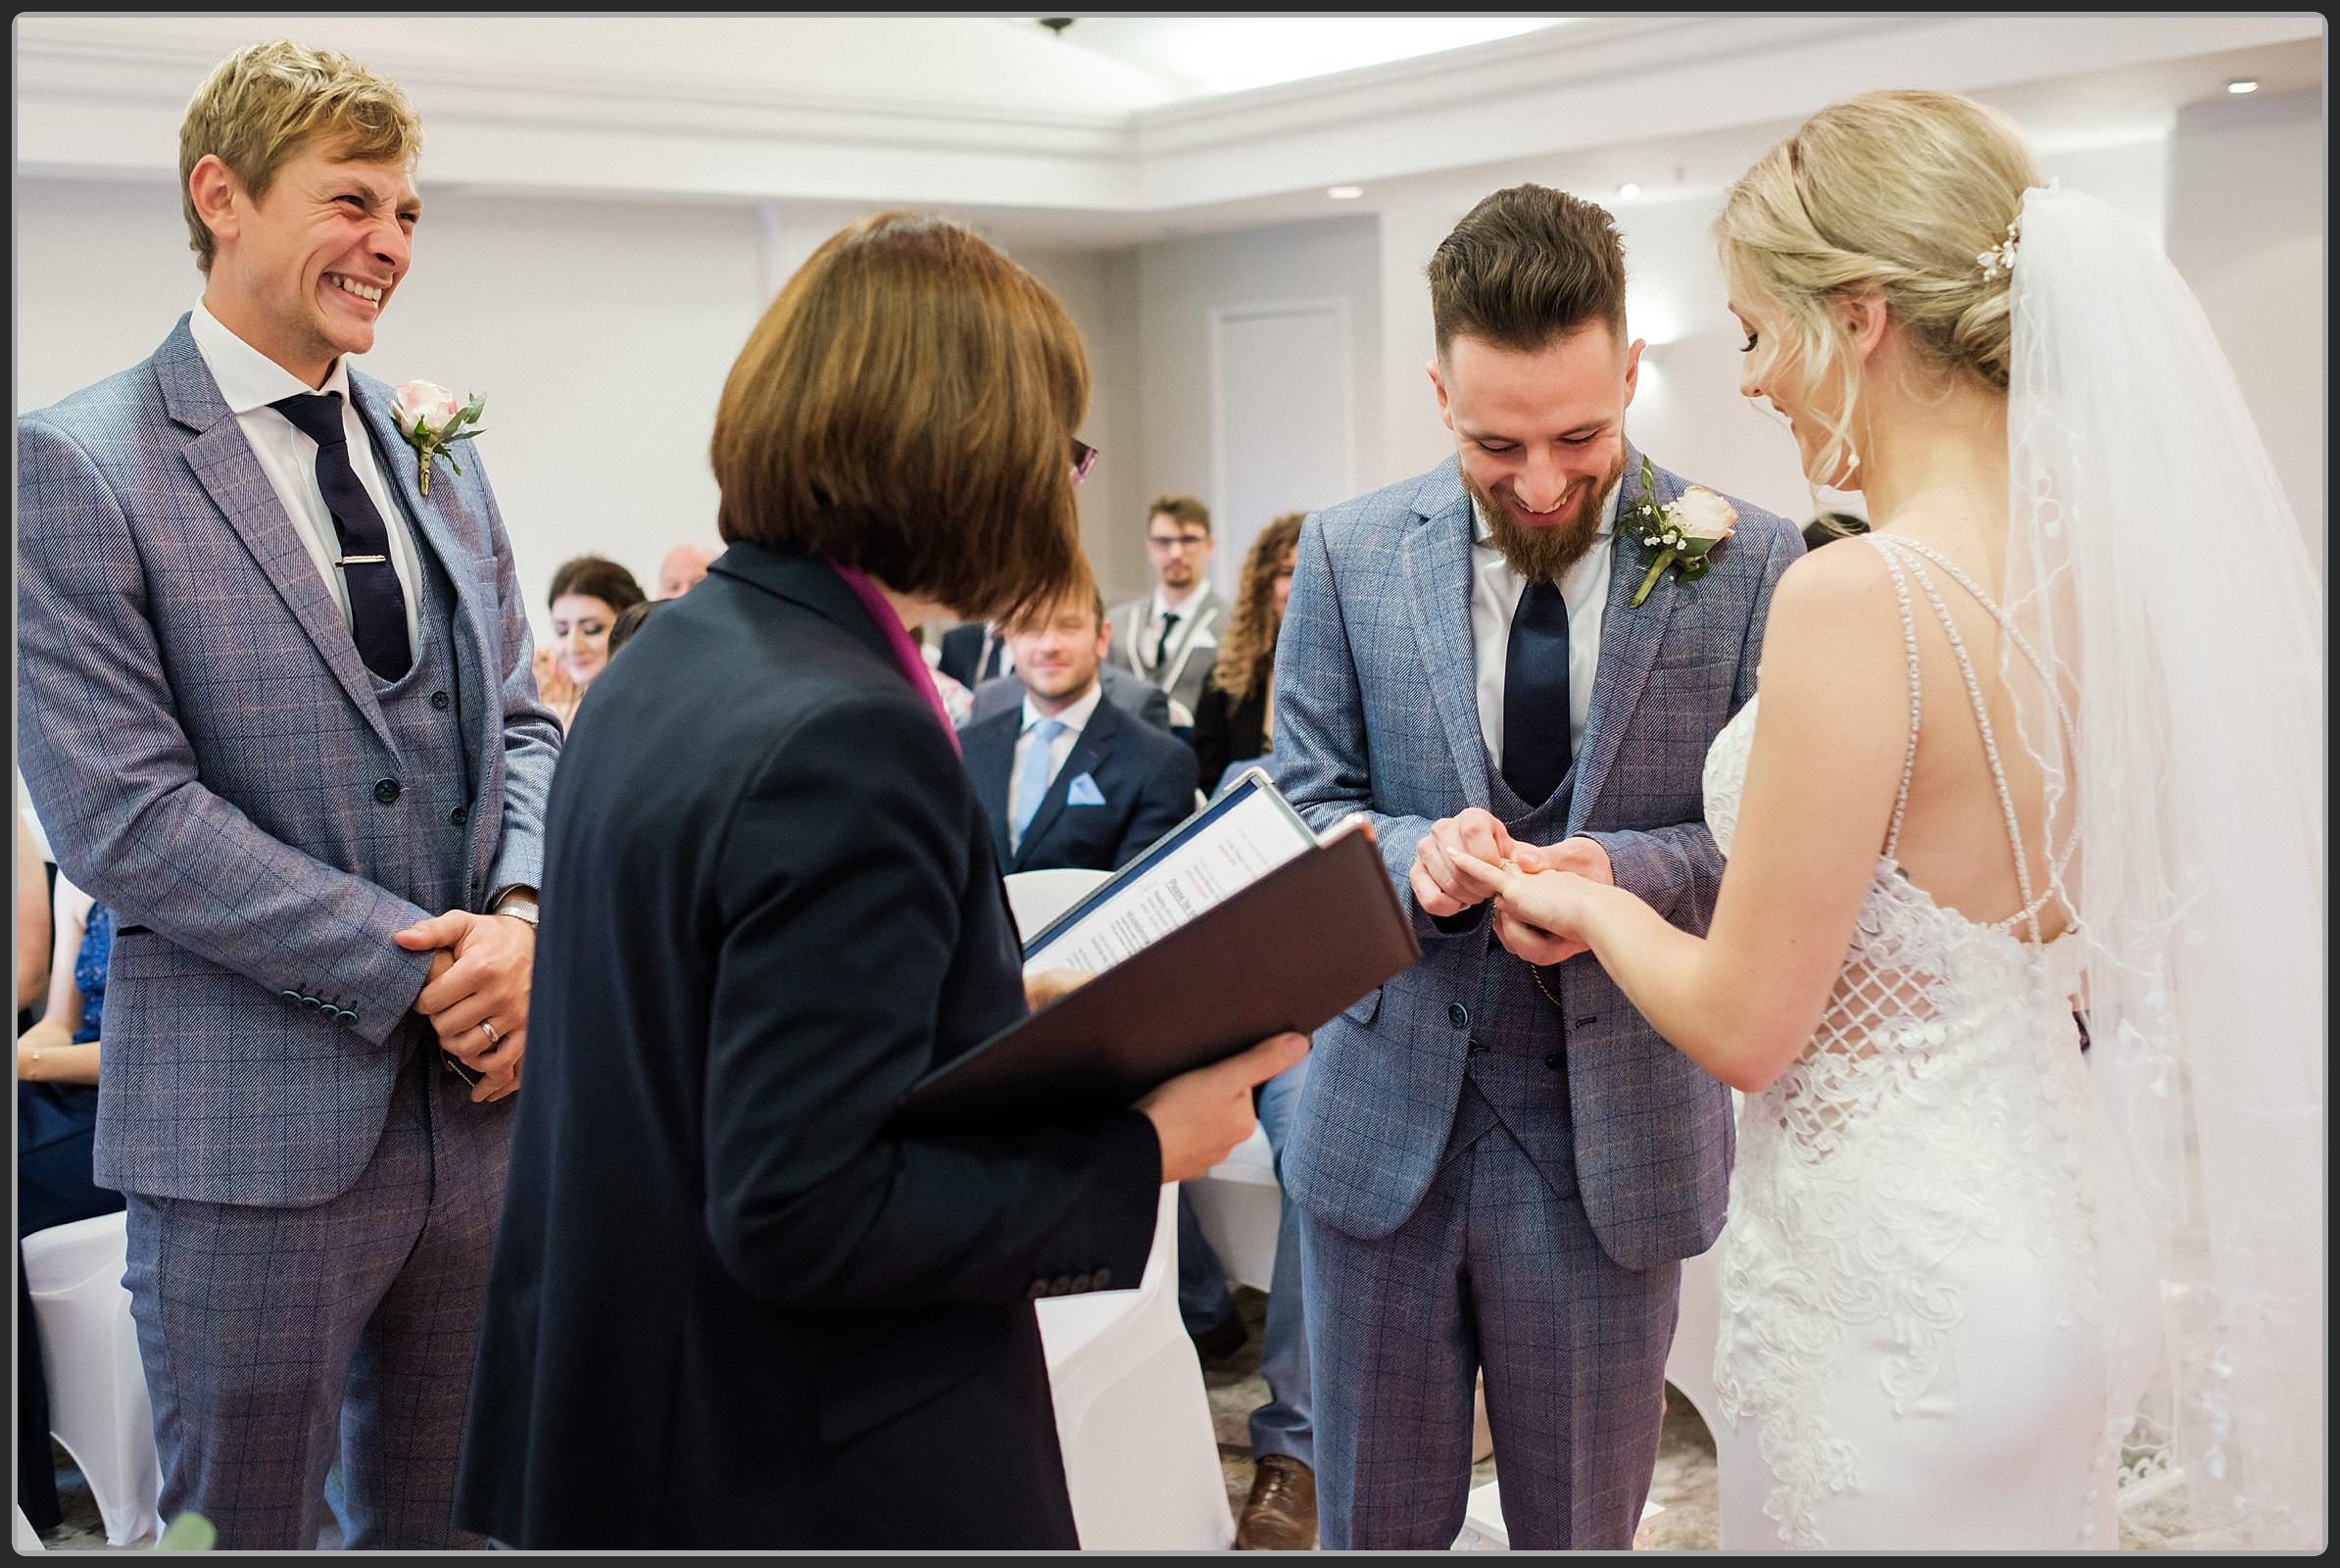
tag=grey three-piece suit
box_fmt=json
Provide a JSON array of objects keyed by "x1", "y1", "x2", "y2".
[
  {"x1": 1273, "y1": 448, "x2": 1799, "y2": 1548},
  {"x1": 16, "y1": 316, "x2": 561, "y2": 1547}
]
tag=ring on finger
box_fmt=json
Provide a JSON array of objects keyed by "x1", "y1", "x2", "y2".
[{"x1": 480, "y1": 1020, "x2": 500, "y2": 1048}]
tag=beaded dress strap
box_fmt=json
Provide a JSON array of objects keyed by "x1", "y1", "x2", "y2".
[
  {"x1": 1867, "y1": 533, "x2": 2077, "y2": 943},
  {"x1": 1865, "y1": 540, "x2": 1926, "y2": 859}
]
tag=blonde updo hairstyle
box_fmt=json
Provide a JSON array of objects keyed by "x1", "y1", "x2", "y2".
[{"x1": 1715, "y1": 89, "x2": 2042, "y2": 490}]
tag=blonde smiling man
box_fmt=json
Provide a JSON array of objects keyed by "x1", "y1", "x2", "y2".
[{"x1": 16, "y1": 40, "x2": 559, "y2": 1548}]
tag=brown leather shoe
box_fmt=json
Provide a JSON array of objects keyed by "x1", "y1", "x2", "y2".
[{"x1": 1235, "y1": 1454, "x2": 1317, "y2": 1550}]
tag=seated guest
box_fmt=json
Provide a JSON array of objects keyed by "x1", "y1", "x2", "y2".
[
  {"x1": 1802, "y1": 510, "x2": 1870, "y2": 549},
  {"x1": 937, "y1": 617, "x2": 1010, "y2": 688},
  {"x1": 1107, "y1": 494, "x2": 1225, "y2": 729},
  {"x1": 961, "y1": 569, "x2": 1199, "y2": 875},
  {"x1": 966, "y1": 657, "x2": 1170, "y2": 731},
  {"x1": 454, "y1": 210, "x2": 1301, "y2": 1549},
  {"x1": 535, "y1": 555, "x2": 647, "y2": 729},
  {"x1": 655, "y1": 541, "x2": 717, "y2": 600},
  {"x1": 16, "y1": 812, "x2": 49, "y2": 1023},
  {"x1": 1192, "y1": 511, "x2": 1305, "y2": 795},
  {"x1": 17, "y1": 873, "x2": 125, "y2": 1534}
]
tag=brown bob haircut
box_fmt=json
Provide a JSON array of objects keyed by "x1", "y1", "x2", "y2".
[
  {"x1": 547, "y1": 555, "x2": 647, "y2": 614},
  {"x1": 709, "y1": 212, "x2": 1089, "y2": 625},
  {"x1": 1428, "y1": 183, "x2": 1628, "y2": 358}
]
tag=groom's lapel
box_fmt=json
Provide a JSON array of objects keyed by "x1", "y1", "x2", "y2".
[
  {"x1": 1401, "y1": 470, "x2": 1492, "y2": 812},
  {"x1": 1568, "y1": 443, "x2": 1683, "y2": 833}
]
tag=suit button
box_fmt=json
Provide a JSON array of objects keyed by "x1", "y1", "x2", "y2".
[
  {"x1": 430, "y1": 690, "x2": 451, "y2": 710},
  {"x1": 1027, "y1": 1280, "x2": 1048, "y2": 1300},
  {"x1": 280, "y1": 989, "x2": 302, "y2": 1003},
  {"x1": 1050, "y1": 1275, "x2": 1073, "y2": 1296},
  {"x1": 1467, "y1": 1038, "x2": 1487, "y2": 1055},
  {"x1": 1544, "y1": 1052, "x2": 1565, "y2": 1071},
  {"x1": 301, "y1": 995, "x2": 322, "y2": 1009},
  {"x1": 1093, "y1": 1267, "x2": 1112, "y2": 1289},
  {"x1": 449, "y1": 806, "x2": 468, "y2": 827},
  {"x1": 1447, "y1": 1003, "x2": 1469, "y2": 1029},
  {"x1": 373, "y1": 777, "x2": 401, "y2": 805},
  {"x1": 1069, "y1": 1272, "x2": 1094, "y2": 1293}
]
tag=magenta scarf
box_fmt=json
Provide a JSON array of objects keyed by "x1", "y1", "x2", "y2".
[{"x1": 825, "y1": 559, "x2": 962, "y2": 757}]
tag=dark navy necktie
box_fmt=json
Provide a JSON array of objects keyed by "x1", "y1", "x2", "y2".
[
  {"x1": 269, "y1": 391, "x2": 413, "y2": 680},
  {"x1": 980, "y1": 632, "x2": 1007, "y2": 683},
  {"x1": 1501, "y1": 578, "x2": 1573, "y2": 806}
]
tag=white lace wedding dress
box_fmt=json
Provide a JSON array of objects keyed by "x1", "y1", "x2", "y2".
[{"x1": 1701, "y1": 533, "x2": 2121, "y2": 1550}]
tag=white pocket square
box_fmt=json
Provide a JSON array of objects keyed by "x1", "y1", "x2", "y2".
[{"x1": 1065, "y1": 772, "x2": 1107, "y2": 807}]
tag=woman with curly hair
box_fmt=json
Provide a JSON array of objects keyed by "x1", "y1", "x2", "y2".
[{"x1": 1190, "y1": 511, "x2": 1305, "y2": 794}]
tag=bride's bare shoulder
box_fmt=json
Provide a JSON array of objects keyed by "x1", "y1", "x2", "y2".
[{"x1": 1766, "y1": 535, "x2": 1902, "y2": 645}]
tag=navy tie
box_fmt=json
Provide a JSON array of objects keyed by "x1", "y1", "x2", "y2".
[
  {"x1": 1501, "y1": 579, "x2": 1573, "y2": 807},
  {"x1": 1151, "y1": 612, "x2": 1181, "y2": 672},
  {"x1": 269, "y1": 391, "x2": 412, "y2": 681}
]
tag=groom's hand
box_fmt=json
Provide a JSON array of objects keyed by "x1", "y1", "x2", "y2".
[{"x1": 1411, "y1": 808, "x2": 1517, "y2": 918}]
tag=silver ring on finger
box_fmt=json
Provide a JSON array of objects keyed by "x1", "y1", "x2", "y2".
[{"x1": 480, "y1": 1020, "x2": 500, "y2": 1048}]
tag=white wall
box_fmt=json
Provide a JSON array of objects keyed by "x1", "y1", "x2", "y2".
[
  {"x1": 15, "y1": 178, "x2": 765, "y2": 642},
  {"x1": 14, "y1": 184, "x2": 1158, "y2": 643},
  {"x1": 1129, "y1": 215, "x2": 1382, "y2": 604},
  {"x1": 2167, "y1": 87, "x2": 2324, "y2": 566}
]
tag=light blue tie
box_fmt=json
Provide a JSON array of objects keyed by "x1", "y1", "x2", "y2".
[{"x1": 1011, "y1": 717, "x2": 1069, "y2": 851}]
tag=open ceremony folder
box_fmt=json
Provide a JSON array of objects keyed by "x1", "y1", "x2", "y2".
[{"x1": 887, "y1": 769, "x2": 1422, "y2": 1134}]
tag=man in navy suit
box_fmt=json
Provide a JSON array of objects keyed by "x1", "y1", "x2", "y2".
[{"x1": 959, "y1": 575, "x2": 1197, "y2": 876}]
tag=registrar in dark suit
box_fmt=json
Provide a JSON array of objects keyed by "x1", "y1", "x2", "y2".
[
  {"x1": 960, "y1": 587, "x2": 1199, "y2": 876},
  {"x1": 453, "y1": 204, "x2": 1301, "y2": 1553}
]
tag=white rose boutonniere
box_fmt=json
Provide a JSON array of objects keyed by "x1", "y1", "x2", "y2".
[
  {"x1": 391, "y1": 379, "x2": 486, "y2": 498},
  {"x1": 1624, "y1": 458, "x2": 1737, "y2": 610}
]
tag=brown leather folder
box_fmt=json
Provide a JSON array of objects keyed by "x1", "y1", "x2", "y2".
[{"x1": 887, "y1": 825, "x2": 1420, "y2": 1134}]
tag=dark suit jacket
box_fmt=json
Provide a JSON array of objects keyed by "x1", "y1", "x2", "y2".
[
  {"x1": 960, "y1": 689, "x2": 1199, "y2": 875},
  {"x1": 937, "y1": 621, "x2": 1004, "y2": 688},
  {"x1": 455, "y1": 544, "x2": 1161, "y2": 1549},
  {"x1": 1190, "y1": 678, "x2": 1268, "y2": 798}
]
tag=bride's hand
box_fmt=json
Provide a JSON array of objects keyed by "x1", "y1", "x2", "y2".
[{"x1": 1446, "y1": 848, "x2": 1600, "y2": 960}]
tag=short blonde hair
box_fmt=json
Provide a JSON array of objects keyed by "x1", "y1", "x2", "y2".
[
  {"x1": 1715, "y1": 89, "x2": 2041, "y2": 489},
  {"x1": 179, "y1": 40, "x2": 422, "y2": 274},
  {"x1": 710, "y1": 212, "x2": 1089, "y2": 624}
]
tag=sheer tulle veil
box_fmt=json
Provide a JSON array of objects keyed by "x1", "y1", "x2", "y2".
[{"x1": 2001, "y1": 182, "x2": 2324, "y2": 1548}]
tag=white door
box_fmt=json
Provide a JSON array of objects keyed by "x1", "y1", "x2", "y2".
[{"x1": 1209, "y1": 301, "x2": 1354, "y2": 601}]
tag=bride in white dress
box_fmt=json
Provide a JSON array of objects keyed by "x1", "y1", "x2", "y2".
[{"x1": 1448, "y1": 90, "x2": 2322, "y2": 1550}]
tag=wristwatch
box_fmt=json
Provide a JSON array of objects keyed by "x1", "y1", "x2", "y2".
[{"x1": 492, "y1": 892, "x2": 540, "y2": 927}]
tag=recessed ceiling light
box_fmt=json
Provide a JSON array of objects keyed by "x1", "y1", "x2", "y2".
[
  {"x1": 1617, "y1": 182, "x2": 1642, "y2": 201},
  {"x1": 2226, "y1": 78, "x2": 2261, "y2": 94},
  {"x1": 1327, "y1": 185, "x2": 1364, "y2": 200}
]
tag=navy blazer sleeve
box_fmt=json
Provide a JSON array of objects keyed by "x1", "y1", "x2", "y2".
[{"x1": 701, "y1": 693, "x2": 1160, "y2": 1309}]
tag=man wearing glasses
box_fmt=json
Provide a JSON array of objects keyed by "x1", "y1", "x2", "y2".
[{"x1": 1105, "y1": 493, "x2": 1224, "y2": 729}]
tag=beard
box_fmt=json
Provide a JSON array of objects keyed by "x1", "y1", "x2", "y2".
[{"x1": 1463, "y1": 443, "x2": 1627, "y2": 585}]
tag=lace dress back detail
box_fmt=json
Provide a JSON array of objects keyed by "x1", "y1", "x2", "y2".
[{"x1": 1703, "y1": 533, "x2": 2113, "y2": 1549}]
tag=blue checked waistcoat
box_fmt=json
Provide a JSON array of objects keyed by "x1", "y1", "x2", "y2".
[
  {"x1": 16, "y1": 316, "x2": 561, "y2": 1207},
  {"x1": 1273, "y1": 448, "x2": 1803, "y2": 1267}
]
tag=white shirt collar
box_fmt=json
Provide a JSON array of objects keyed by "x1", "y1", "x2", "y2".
[
  {"x1": 1021, "y1": 677, "x2": 1105, "y2": 738},
  {"x1": 1151, "y1": 581, "x2": 1208, "y2": 620},
  {"x1": 1470, "y1": 472, "x2": 1625, "y2": 550},
  {"x1": 189, "y1": 299, "x2": 354, "y2": 416}
]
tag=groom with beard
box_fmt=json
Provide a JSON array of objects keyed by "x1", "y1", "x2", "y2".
[{"x1": 1271, "y1": 183, "x2": 1800, "y2": 1549}]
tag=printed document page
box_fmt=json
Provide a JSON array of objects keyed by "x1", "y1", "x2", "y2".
[{"x1": 1023, "y1": 786, "x2": 1316, "y2": 977}]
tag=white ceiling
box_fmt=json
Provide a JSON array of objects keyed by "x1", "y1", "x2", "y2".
[{"x1": 13, "y1": 14, "x2": 2324, "y2": 250}]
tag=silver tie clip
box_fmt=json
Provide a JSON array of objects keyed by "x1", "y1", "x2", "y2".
[{"x1": 339, "y1": 555, "x2": 388, "y2": 566}]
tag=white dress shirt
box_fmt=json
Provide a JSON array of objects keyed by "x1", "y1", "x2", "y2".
[
  {"x1": 1008, "y1": 680, "x2": 1106, "y2": 851},
  {"x1": 188, "y1": 301, "x2": 423, "y2": 651},
  {"x1": 1469, "y1": 480, "x2": 1623, "y2": 773}
]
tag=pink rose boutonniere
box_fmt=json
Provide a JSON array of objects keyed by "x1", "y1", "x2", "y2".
[
  {"x1": 1626, "y1": 463, "x2": 1738, "y2": 609},
  {"x1": 391, "y1": 379, "x2": 486, "y2": 498}
]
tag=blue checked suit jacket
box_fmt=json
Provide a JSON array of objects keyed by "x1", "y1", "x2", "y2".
[
  {"x1": 16, "y1": 317, "x2": 562, "y2": 1207},
  {"x1": 1275, "y1": 447, "x2": 1801, "y2": 1267}
]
